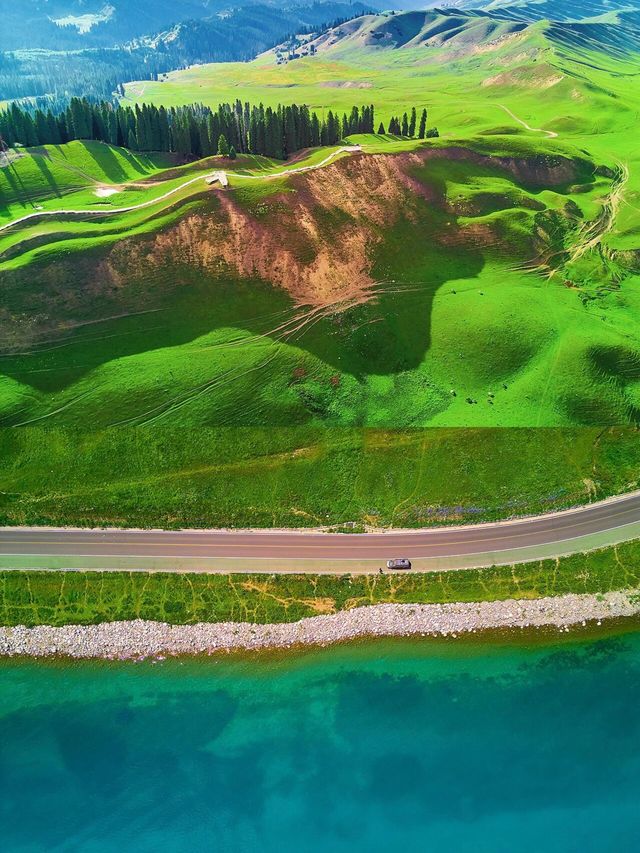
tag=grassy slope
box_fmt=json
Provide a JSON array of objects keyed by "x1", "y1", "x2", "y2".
[
  {"x1": 0, "y1": 12, "x2": 639, "y2": 537},
  {"x1": 1, "y1": 426, "x2": 639, "y2": 529},
  {"x1": 3, "y1": 538, "x2": 640, "y2": 626},
  {"x1": 0, "y1": 138, "x2": 633, "y2": 431},
  {"x1": 0, "y1": 141, "x2": 362, "y2": 269},
  {"x1": 0, "y1": 141, "x2": 173, "y2": 212},
  {"x1": 131, "y1": 23, "x2": 640, "y2": 247}
]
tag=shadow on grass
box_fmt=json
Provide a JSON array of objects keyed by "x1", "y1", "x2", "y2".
[
  {"x1": 0, "y1": 155, "x2": 572, "y2": 422},
  {"x1": 0, "y1": 209, "x2": 484, "y2": 404},
  {"x1": 297, "y1": 212, "x2": 484, "y2": 378},
  {"x1": 0, "y1": 274, "x2": 295, "y2": 395},
  {"x1": 0, "y1": 159, "x2": 35, "y2": 211},
  {"x1": 80, "y1": 142, "x2": 152, "y2": 183},
  {"x1": 32, "y1": 156, "x2": 62, "y2": 199}
]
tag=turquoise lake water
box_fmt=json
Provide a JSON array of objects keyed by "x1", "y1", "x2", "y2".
[{"x1": 1, "y1": 631, "x2": 640, "y2": 852}]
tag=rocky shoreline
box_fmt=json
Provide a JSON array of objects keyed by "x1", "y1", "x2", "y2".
[{"x1": 0, "y1": 590, "x2": 638, "y2": 659}]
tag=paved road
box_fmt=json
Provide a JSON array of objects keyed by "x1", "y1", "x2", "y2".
[{"x1": 1, "y1": 491, "x2": 640, "y2": 573}]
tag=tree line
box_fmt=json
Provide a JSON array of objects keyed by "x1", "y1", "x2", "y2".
[
  {"x1": 384, "y1": 107, "x2": 438, "y2": 139},
  {"x1": 0, "y1": 48, "x2": 169, "y2": 105},
  {"x1": 0, "y1": 97, "x2": 437, "y2": 161}
]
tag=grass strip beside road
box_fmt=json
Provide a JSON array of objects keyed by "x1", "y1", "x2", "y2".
[
  {"x1": 2, "y1": 539, "x2": 640, "y2": 627},
  {"x1": 3, "y1": 427, "x2": 640, "y2": 530}
]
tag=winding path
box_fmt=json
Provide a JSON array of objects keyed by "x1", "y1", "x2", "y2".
[
  {"x1": 1, "y1": 489, "x2": 640, "y2": 573},
  {"x1": 497, "y1": 104, "x2": 558, "y2": 138},
  {"x1": 0, "y1": 146, "x2": 361, "y2": 236}
]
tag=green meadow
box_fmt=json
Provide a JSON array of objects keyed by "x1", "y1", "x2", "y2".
[
  {"x1": 0, "y1": 139, "x2": 635, "y2": 430},
  {"x1": 1, "y1": 9, "x2": 640, "y2": 530},
  {"x1": 1, "y1": 427, "x2": 639, "y2": 529}
]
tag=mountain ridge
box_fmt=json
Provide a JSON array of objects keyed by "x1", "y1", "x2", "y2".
[{"x1": 278, "y1": 7, "x2": 640, "y2": 62}]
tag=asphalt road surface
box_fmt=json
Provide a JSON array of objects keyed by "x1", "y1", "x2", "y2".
[{"x1": 2, "y1": 491, "x2": 640, "y2": 573}]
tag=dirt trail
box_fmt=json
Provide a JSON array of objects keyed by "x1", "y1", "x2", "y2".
[
  {"x1": 497, "y1": 104, "x2": 558, "y2": 138},
  {"x1": 0, "y1": 146, "x2": 361, "y2": 236},
  {"x1": 233, "y1": 145, "x2": 361, "y2": 181}
]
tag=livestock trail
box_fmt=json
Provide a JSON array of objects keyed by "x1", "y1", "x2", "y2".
[{"x1": 496, "y1": 104, "x2": 559, "y2": 138}]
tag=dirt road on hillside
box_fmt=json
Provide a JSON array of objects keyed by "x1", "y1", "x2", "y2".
[{"x1": 0, "y1": 146, "x2": 361, "y2": 235}]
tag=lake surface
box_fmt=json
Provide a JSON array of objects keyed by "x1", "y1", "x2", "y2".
[{"x1": 1, "y1": 631, "x2": 639, "y2": 852}]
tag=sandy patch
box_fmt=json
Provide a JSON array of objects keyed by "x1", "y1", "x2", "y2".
[
  {"x1": 99, "y1": 146, "x2": 579, "y2": 312},
  {"x1": 0, "y1": 150, "x2": 24, "y2": 168},
  {"x1": 483, "y1": 68, "x2": 564, "y2": 89},
  {"x1": 94, "y1": 187, "x2": 120, "y2": 198},
  {"x1": 471, "y1": 31, "x2": 526, "y2": 56},
  {"x1": 142, "y1": 152, "x2": 429, "y2": 311},
  {"x1": 319, "y1": 80, "x2": 373, "y2": 89}
]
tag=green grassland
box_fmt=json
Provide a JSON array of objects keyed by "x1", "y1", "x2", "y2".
[
  {"x1": 3, "y1": 538, "x2": 640, "y2": 626},
  {"x1": 132, "y1": 13, "x2": 640, "y2": 253},
  {"x1": 1, "y1": 426, "x2": 639, "y2": 529},
  {"x1": 0, "y1": 9, "x2": 639, "y2": 533},
  {"x1": 0, "y1": 140, "x2": 634, "y2": 430}
]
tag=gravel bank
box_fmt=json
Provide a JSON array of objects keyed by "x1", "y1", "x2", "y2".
[{"x1": 1, "y1": 590, "x2": 638, "y2": 659}]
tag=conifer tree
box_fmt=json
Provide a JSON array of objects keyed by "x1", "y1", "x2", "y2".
[
  {"x1": 34, "y1": 111, "x2": 48, "y2": 145},
  {"x1": 0, "y1": 98, "x2": 436, "y2": 161},
  {"x1": 21, "y1": 113, "x2": 39, "y2": 146},
  {"x1": 418, "y1": 108, "x2": 427, "y2": 139},
  {"x1": 69, "y1": 97, "x2": 91, "y2": 139},
  {"x1": 199, "y1": 122, "x2": 212, "y2": 157},
  {"x1": 349, "y1": 105, "x2": 360, "y2": 134},
  {"x1": 310, "y1": 113, "x2": 321, "y2": 147},
  {"x1": 46, "y1": 112, "x2": 61, "y2": 144},
  {"x1": 158, "y1": 107, "x2": 170, "y2": 150},
  {"x1": 217, "y1": 133, "x2": 229, "y2": 157},
  {"x1": 409, "y1": 106, "x2": 417, "y2": 137},
  {"x1": 284, "y1": 106, "x2": 297, "y2": 157}
]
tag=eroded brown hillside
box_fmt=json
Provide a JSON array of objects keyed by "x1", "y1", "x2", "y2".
[
  {"x1": 0, "y1": 146, "x2": 593, "y2": 347},
  {"x1": 106, "y1": 147, "x2": 586, "y2": 304}
]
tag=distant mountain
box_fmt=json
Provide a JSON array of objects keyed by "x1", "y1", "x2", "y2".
[
  {"x1": 135, "y1": 2, "x2": 377, "y2": 65},
  {"x1": 290, "y1": 6, "x2": 640, "y2": 61},
  {"x1": 0, "y1": 0, "x2": 217, "y2": 50},
  {"x1": 300, "y1": 10, "x2": 528, "y2": 54},
  {"x1": 459, "y1": 0, "x2": 639, "y2": 23},
  {"x1": 0, "y1": 1, "x2": 375, "y2": 102},
  {"x1": 0, "y1": 0, "x2": 374, "y2": 51}
]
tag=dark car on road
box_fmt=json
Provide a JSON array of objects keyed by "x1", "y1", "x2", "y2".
[{"x1": 386, "y1": 558, "x2": 412, "y2": 570}]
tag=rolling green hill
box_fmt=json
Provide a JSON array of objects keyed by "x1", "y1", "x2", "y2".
[
  {"x1": 1, "y1": 5, "x2": 640, "y2": 527},
  {"x1": 466, "y1": 0, "x2": 638, "y2": 23}
]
